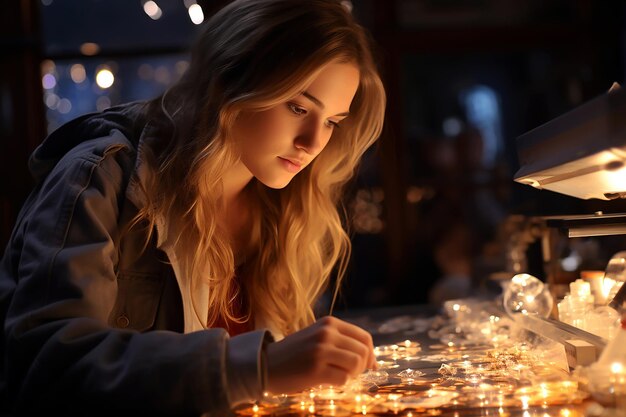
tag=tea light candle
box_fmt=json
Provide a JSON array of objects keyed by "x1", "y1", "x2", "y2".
[{"x1": 581, "y1": 270, "x2": 606, "y2": 304}]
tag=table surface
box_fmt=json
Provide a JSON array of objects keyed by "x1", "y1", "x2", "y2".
[{"x1": 234, "y1": 303, "x2": 611, "y2": 416}]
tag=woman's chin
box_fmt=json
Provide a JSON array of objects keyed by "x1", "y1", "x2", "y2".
[{"x1": 258, "y1": 175, "x2": 294, "y2": 190}]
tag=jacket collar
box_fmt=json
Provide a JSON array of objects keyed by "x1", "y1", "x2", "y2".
[{"x1": 124, "y1": 122, "x2": 209, "y2": 332}]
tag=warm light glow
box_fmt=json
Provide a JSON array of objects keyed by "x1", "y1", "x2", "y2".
[
  {"x1": 406, "y1": 186, "x2": 424, "y2": 203},
  {"x1": 96, "y1": 68, "x2": 114, "y2": 89},
  {"x1": 611, "y1": 362, "x2": 624, "y2": 373},
  {"x1": 605, "y1": 166, "x2": 626, "y2": 191},
  {"x1": 252, "y1": 405, "x2": 259, "y2": 413},
  {"x1": 246, "y1": 312, "x2": 590, "y2": 417},
  {"x1": 603, "y1": 277, "x2": 618, "y2": 299},
  {"x1": 143, "y1": 0, "x2": 162, "y2": 19},
  {"x1": 70, "y1": 64, "x2": 86, "y2": 83},
  {"x1": 521, "y1": 395, "x2": 529, "y2": 409},
  {"x1": 41, "y1": 59, "x2": 56, "y2": 74},
  {"x1": 188, "y1": 3, "x2": 204, "y2": 24},
  {"x1": 80, "y1": 42, "x2": 100, "y2": 56},
  {"x1": 154, "y1": 66, "x2": 171, "y2": 84}
]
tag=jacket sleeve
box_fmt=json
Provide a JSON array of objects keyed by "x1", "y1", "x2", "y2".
[{"x1": 2, "y1": 135, "x2": 263, "y2": 416}]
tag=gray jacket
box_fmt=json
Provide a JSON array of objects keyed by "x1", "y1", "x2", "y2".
[{"x1": 0, "y1": 103, "x2": 270, "y2": 416}]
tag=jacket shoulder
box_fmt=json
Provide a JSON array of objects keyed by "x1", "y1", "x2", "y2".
[{"x1": 29, "y1": 102, "x2": 147, "y2": 182}]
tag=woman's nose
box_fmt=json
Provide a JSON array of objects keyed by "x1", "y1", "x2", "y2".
[{"x1": 294, "y1": 122, "x2": 330, "y2": 155}]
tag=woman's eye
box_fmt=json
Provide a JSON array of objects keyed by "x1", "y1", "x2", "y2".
[
  {"x1": 325, "y1": 120, "x2": 340, "y2": 129},
  {"x1": 287, "y1": 103, "x2": 307, "y2": 116}
]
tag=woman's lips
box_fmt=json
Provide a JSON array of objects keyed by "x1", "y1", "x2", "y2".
[{"x1": 278, "y1": 156, "x2": 302, "y2": 173}]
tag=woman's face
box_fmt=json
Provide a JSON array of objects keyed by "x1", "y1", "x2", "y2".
[{"x1": 233, "y1": 62, "x2": 360, "y2": 189}]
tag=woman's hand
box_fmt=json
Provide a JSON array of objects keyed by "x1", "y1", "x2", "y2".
[{"x1": 265, "y1": 316, "x2": 376, "y2": 394}]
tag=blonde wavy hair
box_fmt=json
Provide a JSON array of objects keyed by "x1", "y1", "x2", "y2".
[{"x1": 141, "y1": 0, "x2": 385, "y2": 335}]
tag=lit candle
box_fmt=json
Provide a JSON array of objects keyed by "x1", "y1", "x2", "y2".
[{"x1": 581, "y1": 270, "x2": 606, "y2": 304}]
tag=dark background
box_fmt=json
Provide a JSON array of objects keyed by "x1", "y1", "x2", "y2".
[{"x1": 3, "y1": 0, "x2": 626, "y2": 311}]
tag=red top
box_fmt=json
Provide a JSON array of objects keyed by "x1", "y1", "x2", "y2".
[
  {"x1": 212, "y1": 302, "x2": 252, "y2": 336},
  {"x1": 211, "y1": 268, "x2": 252, "y2": 337}
]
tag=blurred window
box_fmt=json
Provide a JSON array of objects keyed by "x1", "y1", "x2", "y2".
[{"x1": 39, "y1": 0, "x2": 203, "y2": 133}]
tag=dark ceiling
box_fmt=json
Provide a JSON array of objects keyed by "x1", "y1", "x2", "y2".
[{"x1": 40, "y1": 0, "x2": 200, "y2": 56}]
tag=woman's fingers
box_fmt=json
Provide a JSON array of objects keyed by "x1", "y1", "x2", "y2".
[
  {"x1": 315, "y1": 344, "x2": 362, "y2": 380},
  {"x1": 324, "y1": 365, "x2": 353, "y2": 386},
  {"x1": 316, "y1": 316, "x2": 375, "y2": 371},
  {"x1": 265, "y1": 316, "x2": 377, "y2": 394},
  {"x1": 323, "y1": 316, "x2": 375, "y2": 357},
  {"x1": 326, "y1": 332, "x2": 370, "y2": 374}
]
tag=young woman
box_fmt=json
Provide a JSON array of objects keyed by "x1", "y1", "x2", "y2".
[{"x1": 0, "y1": 0, "x2": 386, "y2": 415}]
